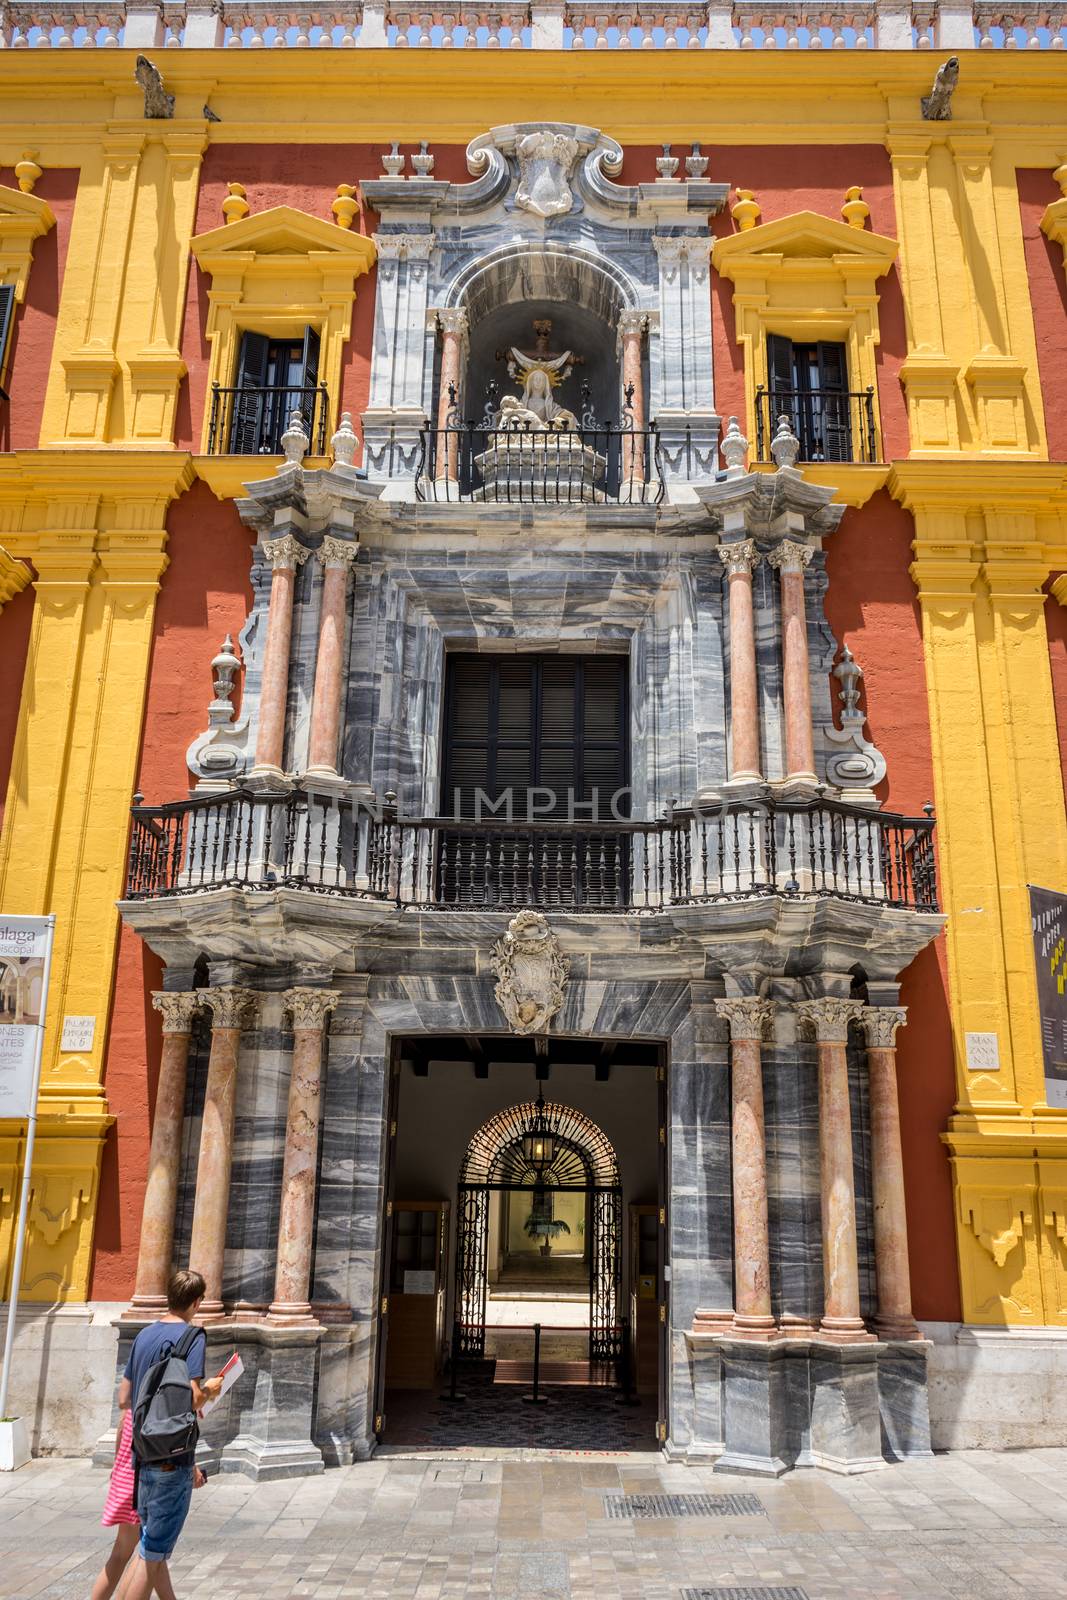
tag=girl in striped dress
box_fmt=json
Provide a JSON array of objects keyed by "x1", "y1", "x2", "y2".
[{"x1": 90, "y1": 1403, "x2": 141, "y2": 1600}]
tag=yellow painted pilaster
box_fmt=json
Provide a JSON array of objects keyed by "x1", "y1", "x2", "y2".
[
  {"x1": 44, "y1": 130, "x2": 145, "y2": 445},
  {"x1": 0, "y1": 453, "x2": 194, "y2": 1299},
  {"x1": 893, "y1": 462, "x2": 1067, "y2": 1325}
]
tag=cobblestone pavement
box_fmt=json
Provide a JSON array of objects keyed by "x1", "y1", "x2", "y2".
[{"x1": 3, "y1": 1447, "x2": 1067, "y2": 1600}]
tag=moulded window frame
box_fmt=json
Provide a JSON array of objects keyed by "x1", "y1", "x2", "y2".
[
  {"x1": 712, "y1": 210, "x2": 899, "y2": 468},
  {"x1": 190, "y1": 204, "x2": 377, "y2": 458}
]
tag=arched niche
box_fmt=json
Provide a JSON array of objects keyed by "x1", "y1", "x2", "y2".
[{"x1": 439, "y1": 244, "x2": 647, "y2": 429}]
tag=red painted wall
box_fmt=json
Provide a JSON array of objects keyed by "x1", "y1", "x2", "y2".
[
  {"x1": 0, "y1": 168, "x2": 77, "y2": 452},
  {"x1": 824, "y1": 490, "x2": 961, "y2": 1322},
  {"x1": 0, "y1": 576, "x2": 35, "y2": 832},
  {"x1": 90, "y1": 482, "x2": 254, "y2": 1299},
  {"x1": 710, "y1": 145, "x2": 909, "y2": 463},
  {"x1": 1046, "y1": 579, "x2": 1067, "y2": 811},
  {"x1": 1018, "y1": 169, "x2": 1067, "y2": 462}
]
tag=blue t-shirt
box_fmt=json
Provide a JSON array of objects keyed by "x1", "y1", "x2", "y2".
[{"x1": 125, "y1": 1321, "x2": 206, "y2": 1467}]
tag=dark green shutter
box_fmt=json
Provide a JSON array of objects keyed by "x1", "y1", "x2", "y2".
[{"x1": 229, "y1": 330, "x2": 270, "y2": 452}]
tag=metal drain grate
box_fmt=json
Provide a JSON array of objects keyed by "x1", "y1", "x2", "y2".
[
  {"x1": 604, "y1": 1492, "x2": 766, "y2": 1519},
  {"x1": 681, "y1": 1590, "x2": 809, "y2": 1600}
]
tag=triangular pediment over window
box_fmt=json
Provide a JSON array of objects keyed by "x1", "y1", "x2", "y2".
[
  {"x1": 713, "y1": 210, "x2": 898, "y2": 277},
  {"x1": 191, "y1": 204, "x2": 378, "y2": 270},
  {"x1": 0, "y1": 182, "x2": 56, "y2": 302}
]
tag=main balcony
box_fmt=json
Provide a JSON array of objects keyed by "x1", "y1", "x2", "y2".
[
  {"x1": 125, "y1": 789, "x2": 938, "y2": 914},
  {"x1": 415, "y1": 419, "x2": 665, "y2": 506}
]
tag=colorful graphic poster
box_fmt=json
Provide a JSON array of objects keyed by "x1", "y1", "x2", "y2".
[
  {"x1": 1029, "y1": 885, "x2": 1067, "y2": 1109},
  {"x1": 0, "y1": 916, "x2": 51, "y2": 1117}
]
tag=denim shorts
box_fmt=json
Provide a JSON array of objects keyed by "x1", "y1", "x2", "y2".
[{"x1": 137, "y1": 1463, "x2": 194, "y2": 1562}]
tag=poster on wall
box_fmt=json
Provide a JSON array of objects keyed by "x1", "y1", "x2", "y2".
[
  {"x1": 1029, "y1": 884, "x2": 1067, "y2": 1109},
  {"x1": 0, "y1": 916, "x2": 52, "y2": 1118}
]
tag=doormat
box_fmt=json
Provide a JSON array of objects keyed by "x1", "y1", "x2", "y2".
[
  {"x1": 681, "y1": 1590, "x2": 809, "y2": 1600},
  {"x1": 604, "y1": 1492, "x2": 766, "y2": 1519}
]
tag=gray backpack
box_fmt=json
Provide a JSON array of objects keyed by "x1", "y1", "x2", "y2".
[{"x1": 132, "y1": 1325, "x2": 203, "y2": 1463}]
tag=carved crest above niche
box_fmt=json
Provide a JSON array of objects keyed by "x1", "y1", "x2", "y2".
[{"x1": 490, "y1": 911, "x2": 569, "y2": 1035}]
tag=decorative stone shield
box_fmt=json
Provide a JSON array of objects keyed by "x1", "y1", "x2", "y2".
[
  {"x1": 514, "y1": 130, "x2": 581, "y2": 219},
  {"x1": 489, "y1": 910, "x2": 569, "y2": 1034}
]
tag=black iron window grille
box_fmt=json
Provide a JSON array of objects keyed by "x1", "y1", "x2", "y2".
[
  {"x1": 207, "y1": 381, "x2": 330, "y2": 457},
  {"x1": 754, "y1": 385, "x2": 879, "y2": 465}
]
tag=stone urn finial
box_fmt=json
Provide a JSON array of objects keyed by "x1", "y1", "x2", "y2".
[
  {"x1": 770, "y1": 414, "x2": 801, "y2": 470},
  {"x1": 381, "y1": 141, "x2": 405, "y2": 177},
  {"x1": 332, "y1": 183, "x2": 358, "y2": 229},
  {"x1": 410, "y1": 140, "x2": 435, "y2": 179},
  {"x1": 721, "y1": 415, "x2": 749, "y2": 477},
  {"x1": 731, "y1": 188, "x2": 761, "y2": 231},
  {"x1": 279, "y1": 409, "x2": 309, "y2": 470},
  {"x1": 685, "y1": 142, "x2": 708, "y2": 179},
  {"x1": 656, "y1": 143, "x2": 680, "y2": 180},
  {"x1": 841, "y1": 184, "x2": 870, "y2": 230},
  {"x1": 222, "y1": 182, "x2": 249, "y2": 225},
  {"x1": 15, "y1": 151, "x2": 41, "y2": 194},
  {"x1": 331, "y1": 410, "x2": 358, "y2": 467}
]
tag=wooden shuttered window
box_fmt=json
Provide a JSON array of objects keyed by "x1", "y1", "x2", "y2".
[
  {"x1": 765, "y1": 334, "x2": 851, "y2": 463},
  {"x1": 442, "y1": 654, "x2": 628, "y2": 822},
  {"x1": 0, "y1": 285, "x2": 16, "y2": 399},
  {"x1": 228, "y1": 326, "x2": 321, "y2": 454}
]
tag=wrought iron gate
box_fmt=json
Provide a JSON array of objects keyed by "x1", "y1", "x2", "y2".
[{"x1": 456, "y1": 1184, "x2": 490, "y2": 1358}]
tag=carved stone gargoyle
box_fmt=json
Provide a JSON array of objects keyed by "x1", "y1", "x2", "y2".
[
  {"x1": 922, "y1": 56, "x2": 958, "y2": 122},
  {"x1": 489, "y1": 910, "x2": 569, "y2": 1035},
  {"x1": 135, "y1": 55, "x2": 175, "y2": 120}
]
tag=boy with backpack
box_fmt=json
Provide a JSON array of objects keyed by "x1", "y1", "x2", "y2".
[{"x1": 120, "y1": 1270, "x2": 224, "y2": 1600}]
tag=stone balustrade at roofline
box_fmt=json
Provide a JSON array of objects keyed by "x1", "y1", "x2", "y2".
[{"x1": 1, "y1": 2, "x2": 1064, "y2": 49}]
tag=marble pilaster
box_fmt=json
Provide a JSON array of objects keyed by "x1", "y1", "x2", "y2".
[
  {"x1": 651, "y1": 234, "x2": 720, "y2": 485},
  {"x1": 715, "y1": 997, "x2": 775, "y2": 1337},
  {"x1": 363, "y1": 233, "x2": 434, "y2": 481},
  {"x1": 861, "y1": 1006, "x2": 921, "y2": 1341},
  {"x1": 305, "y1": 540, "x2": 358, "y2": 782},
  {"x1": 767, "y1": 539, "x2": 817, "y2": 787},
  {"x1": 797, "y1": 998, "x2": 873, "y2": 1344},
  {"x1": 267, "y1": 988, "x2": 340, "y2": 1327},
  {"x1": 188, "y1": 987, "x2": 257, "y2": 1321},
  {"x1": 249, "y1": 535, "x2": 309, "y2": 786},
  {"x1": 126, "y1": 992, "x2": 203, "y2": 1317}
]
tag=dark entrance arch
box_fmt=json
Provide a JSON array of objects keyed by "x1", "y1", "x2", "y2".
[{"x1": 456, "y1": 1098, "x2": 622, "y2": 1364}]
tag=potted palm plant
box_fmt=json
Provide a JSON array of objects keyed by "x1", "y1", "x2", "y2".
[{"x1": 524, "y1": 1208, "x2": 571, "y2": 1259}]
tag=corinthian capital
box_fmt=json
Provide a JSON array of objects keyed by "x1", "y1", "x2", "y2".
[
  {"x1": 617, "y1": 309, "x2": 648, "y2": 340},
  {"x1": 715, "y1": 996, "x2": 775, "y2": 1042},
  {"x1": 860, "y1": 1006, "x2": 908, "y2": 1048},
  {"x1": 283, "y1": 987, "x2": 341, "y2": 1031},
  {"x1": 317, "y1": 535, "x2": 359, "y2": 570},
  {"x1": 718, "y1": 539, "x2": 759, "y2": 579},
  {"x1": 151, "y1": 991, "x2": 203, "y2": 1035},
  {"x1": 262, "y1": 534, "x2": 311, "y2": 571},
  {"x1": 201, "y1": 987, "x2": 258, "y2": 1031},
  {"x1": 796, "y1": 997, "x2": 864, "y2": 1044},
  {"x1": 766, "y1": 539, "x2": 814, "y2": 576},
  {"x1": 437, "y1": 307, "x2": 468, "y2": 339}
]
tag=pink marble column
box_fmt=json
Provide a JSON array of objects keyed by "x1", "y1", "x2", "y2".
[
  {"x1": 305, "y1": 537, "x2": 359, "y2": 781},
  {"x1": 267, "y1": 987, "x2": 340, "y2": 1326},
  {"x1": 126, "y1": 991, "x2": 203, "y2": 1318},
  {"x1": 188, "y1": 987, "x2": 256, "y2": 1322},
  {"x1": 797, "y1": 997, "x2": 873, "y2": 1343},
  {"x1": 862, "y1": 1006, "x2": 921, "y2": 1340},
  {"x1": 715, "y1": 996, "x2": 776, "y2": 1336},
  {"x1": 618, "y1": 310, "x2": 647, "y2": 491},
  {"x1": 719, "y1": 540, "x2": 763, "y2": 784},
  {"x1": 767, "y1": 539, "x2": 817, "y2": 786},
  {"x1": 250, "y1": 534, "x2": 310, "y2": 784},
  {"x1": 436, "y1": 307, "x2": 468, "y2": 486}
]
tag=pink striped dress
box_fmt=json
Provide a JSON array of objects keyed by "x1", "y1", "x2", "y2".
[{"x1": 101, "y1": 1411, "x2": 138, "y2": 1527}]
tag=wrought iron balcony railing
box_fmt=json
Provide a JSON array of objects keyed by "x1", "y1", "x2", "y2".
[
  {"x1": 754, "y1": 387, "x2": 879, "y2": 467},
  {"x1": 415, "y1": 420, "x2": 665, "y2": 506},
  {"x1": 125, "y1": 789, "x2": 938, "y2": 914},
  {"x1": 206, "y1": 382, "x2": 330, "y2": 457}
]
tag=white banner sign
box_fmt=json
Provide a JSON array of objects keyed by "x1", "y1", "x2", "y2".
[{"x1": 0, "y1": 915, "x2": 52, "y2": 1118}]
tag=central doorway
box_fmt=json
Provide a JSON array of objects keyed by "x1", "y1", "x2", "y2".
[{"x1": 375, "y1": 1033, "x2": 665, "y2": 1453}]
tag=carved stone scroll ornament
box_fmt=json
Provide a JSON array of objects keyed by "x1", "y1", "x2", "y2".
[
  {"x1": 514, "y1": 130, "x2": 582, "y2": 219},
  {"x1": 489, "y1": 911, "x2": 569, "y2": 1035}
]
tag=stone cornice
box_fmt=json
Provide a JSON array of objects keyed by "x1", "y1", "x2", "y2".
[{"x1": 0, "y1": 542, "x2": 31, "y2": 609}]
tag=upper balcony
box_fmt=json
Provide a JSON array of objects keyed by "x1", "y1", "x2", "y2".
[{"x1": 125, "y1": 787, "x2": 939, "y2": 916}]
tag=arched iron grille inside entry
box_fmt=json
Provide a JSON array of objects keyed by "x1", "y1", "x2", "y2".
[{"x1": 456, "y1": 1100, "x2": 622, "y2": 1364}]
